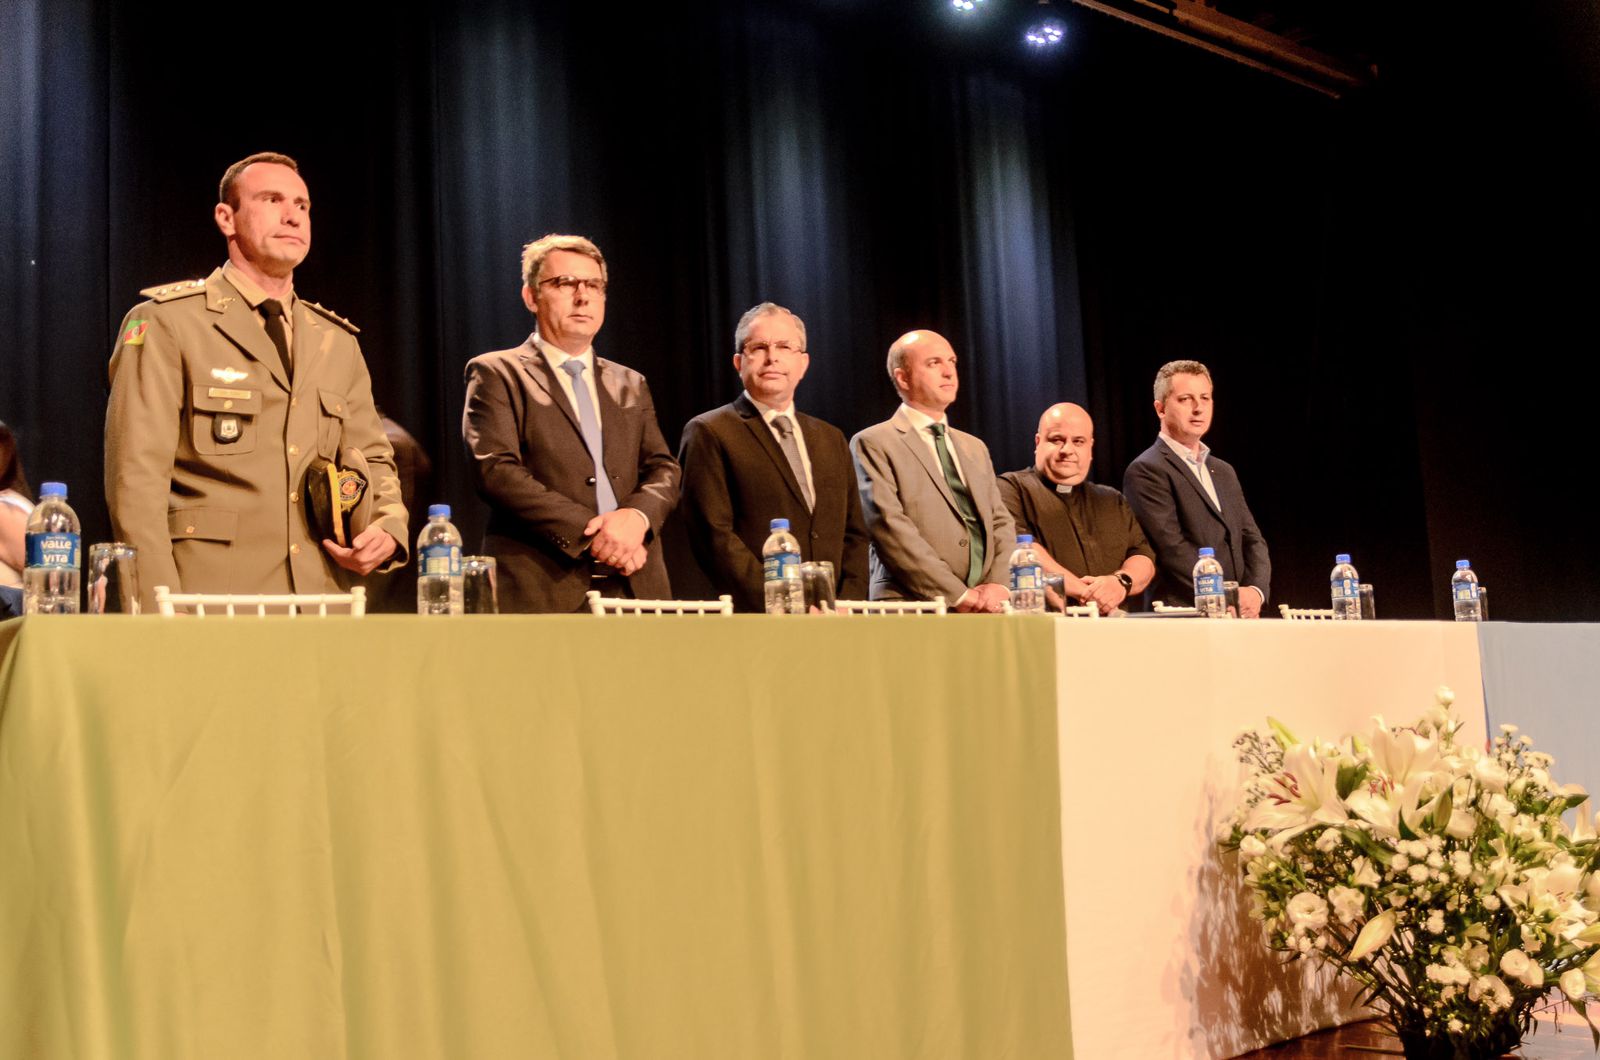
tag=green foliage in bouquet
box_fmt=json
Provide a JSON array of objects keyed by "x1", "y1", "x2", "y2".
[{"x1": 1223, "y1": 689, "x2": 1600, "y2": 1059}]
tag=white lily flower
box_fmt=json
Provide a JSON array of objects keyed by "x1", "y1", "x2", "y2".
[
  {"x1": 1244, "y1": 742, "x2": 1351, "y2": 837},
  {"x1": 1561, "y1": 968, "x2": 1587, "y2": 1000},
  {"x1": 1349, "y1": 910, "x2": 1396, "y2": 960},
  {"x1": 1351, "y1": 856, "x2": 1382, "y2": 889},
  {"x1": 1367, "y1": 718, "x2": 1440, "y2": 787},
  {"x1": 1328, "y1": 885, "x2": 1366, "y2": 926}
]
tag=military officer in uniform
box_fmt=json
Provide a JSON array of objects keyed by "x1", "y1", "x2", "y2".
[{"x1": 105, "y1": 151, "x2": 407, "y2": 610}]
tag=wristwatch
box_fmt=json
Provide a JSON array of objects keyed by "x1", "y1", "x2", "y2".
[{"x1": 1113, "y1": 571, "x2": 1134, "y2": 593}]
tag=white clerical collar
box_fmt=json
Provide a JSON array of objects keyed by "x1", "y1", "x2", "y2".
[{"x1": 1056, "y1": 483, "x2": 1074, "y2": 495}]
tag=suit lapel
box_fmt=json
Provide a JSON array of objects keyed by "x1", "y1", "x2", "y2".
[
  {"x1": 734, "y1": 393, "x2": 809, "y2": 510},
  {"x1": 516, "y1": 342, "x2": 583, "y2": 437},
  {"x1": 892, "y1": 409, "x2": 959, "y2": 514},
  {"x1": 594, "y1": 358, "x2": 633, "y2": 485},
  {"x1": 207, "y1": 273, "x2": 290, "y2": 391},
  {"x1": 1157, "y1": 440, "x2": 1223, "y2": 520}
]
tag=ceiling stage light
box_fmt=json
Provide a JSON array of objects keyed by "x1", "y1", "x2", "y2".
[
  {"x1": 1025, "y1": 13, "x2": 1066, "y2": 47},
  {"x1": 951, "y1": 0, "x2": 987, "y2": 13}
]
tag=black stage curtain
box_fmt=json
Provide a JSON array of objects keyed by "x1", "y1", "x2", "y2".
[{"x1": 4, "y1": 0, "x2": 1597, "y2": 619}]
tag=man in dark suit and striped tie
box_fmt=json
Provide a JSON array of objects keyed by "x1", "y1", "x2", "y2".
[
  {"x1": 462, "y1": 234, "x2": 681, "y2": 612},
  {"x1": 677, "y1": 303, "x2": 869, "y2": 612}
]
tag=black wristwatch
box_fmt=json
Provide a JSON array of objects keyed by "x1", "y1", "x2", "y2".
[{"x1": 1113, "y1": 571, "x2": 1134, "y2": 593}]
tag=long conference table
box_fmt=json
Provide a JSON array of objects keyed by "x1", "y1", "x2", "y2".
[{"x1": 0, "y1": 614, "x2": 1587, "y2": 1059}]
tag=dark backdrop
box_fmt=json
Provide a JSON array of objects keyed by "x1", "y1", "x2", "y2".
[{"x1": 3, "y1": 0, "x2": 1595, "y2": 619}]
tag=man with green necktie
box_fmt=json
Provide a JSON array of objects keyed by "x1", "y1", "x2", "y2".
[{"x1": 849, "y1": 330, "x2": 1016, "y2": 613}]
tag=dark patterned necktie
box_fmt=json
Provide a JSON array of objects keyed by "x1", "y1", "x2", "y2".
[
  {"x1": 771, "y1": 415, "x2": 813, "y2": 511},
  {"x1": 261, "y1": 298, "x2": 291, "y2": 378},
  {"x1": 930, "y1": 423, "x2": 985, "y2": 586}
]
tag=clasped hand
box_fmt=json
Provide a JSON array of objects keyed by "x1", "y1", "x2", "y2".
[{"x1": 584, "y1": 509, "x2": 648, "y2": 575}]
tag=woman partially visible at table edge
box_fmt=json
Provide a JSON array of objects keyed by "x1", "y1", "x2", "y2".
[{"x1": 0, "y1": 420, "x2": 35, "y2": 594}]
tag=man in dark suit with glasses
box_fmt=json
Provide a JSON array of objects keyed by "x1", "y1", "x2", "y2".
[{"x1": 462, "y1": 234, "x2": 680, "y2": 612}]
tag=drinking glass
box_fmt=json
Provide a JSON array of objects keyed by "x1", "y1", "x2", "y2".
[
  {"x1": 87, "y1": 542, "x2": 140, "y2": 614},
  {"x1": 1359, "y1": 583, "x2": 1376, "y2": 621},
  {"x1": 800, "y1": 561, "x2": 836, "y2": 614},
  {"x1": 461, "y1": 555, "x2": 499, "y2": 614},
  {"x1": 1223, "y1": 581, "x2": 1241, "y2": 619}
]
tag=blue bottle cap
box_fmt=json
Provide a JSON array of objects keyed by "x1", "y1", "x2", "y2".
[
  {"x1": 770, "y1": 518, "x2": 790, "y2": 530},
  {"x1": 428, "y1": 504, "x2": 451, "y2": 519},
  {"x1": 1198, "y1": 547, "x2": 1215, "y2": 557},
  {"x1": 1456, "y1": 559, "x2": 1471, "y2": 569},
  {"x1": 1336, "y1": 554, "x2": 1351, "y2": 564},
  {"x1": 1016, "y1": 534, "x2": 1033, "y2": 545},
  {"x1": 41, "y1": 482, "x2": 67, "y2": 497}
]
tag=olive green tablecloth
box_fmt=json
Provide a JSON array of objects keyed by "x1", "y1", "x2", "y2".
[{"x1": 0, "y1": 615, "x2": 1070, "y2": 1059}]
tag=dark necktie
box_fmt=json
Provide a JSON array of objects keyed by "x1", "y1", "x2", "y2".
[
  {"x1": 261, "y1": 298, "x2": 291, "y2": 378},
  {"x1": 771, "y1": 415, "x2": 813, "y2": 510},
  {"x1": 929, "y1": 423, "x2": 985, "y2": 586},
  {"x1": 560, "y1": 358, "x2": 618, "y2": 513}
]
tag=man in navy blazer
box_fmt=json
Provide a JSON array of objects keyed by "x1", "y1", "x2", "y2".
[
  {"x1": 1122, "y1": 360, "x2": 1271, "y2": 616},
  {"x1": 462, "y1": 234, "x2": 680, "y2": 612},
  {"x1": 677, "y1": 302, "x2": 869, "y2": 611}
]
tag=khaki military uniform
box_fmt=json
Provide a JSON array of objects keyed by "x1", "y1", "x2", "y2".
[{"x1": 105, "y1": 266, "x2": 408, "y2": 610}]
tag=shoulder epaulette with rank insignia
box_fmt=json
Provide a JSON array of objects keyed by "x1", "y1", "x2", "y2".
[
  {"x1": 138, "y1": 278, "x2": 209, "y2": 302},
  {"x1": 303, "y1": 300, "x2": 361, "y2": 334}
]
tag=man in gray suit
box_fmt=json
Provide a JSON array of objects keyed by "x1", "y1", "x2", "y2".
[{"x1": 850, "y1": 330, "x2": 1015, "y2": 613}]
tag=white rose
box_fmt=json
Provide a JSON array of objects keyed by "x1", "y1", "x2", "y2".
[
  {"x1": 1436, "y1": 686, "x2": 1456, "y2": 707},
  {"x1": 1287, "y1": 892, "x2": 1330, "y2": 932},
  {"x1": 1475, "y1": 758, "x2": 1509, "y2": 794},
  {"x1": 1499, "y1": 949, "x2": 1531, "y2": 980},
  {"x1": 1239, "y1": 834, "x2": 1267, "y2": 859},
  {"x1": 1562, "y1": 968, "x2": 1588, "y2": 1000}
]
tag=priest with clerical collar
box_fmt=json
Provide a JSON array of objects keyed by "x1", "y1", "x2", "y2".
[{"x1": 997, "y1": 402, "x2": 1156, "y2": 615}]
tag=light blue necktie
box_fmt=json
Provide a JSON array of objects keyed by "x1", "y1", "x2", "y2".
[{"x1": 560, "y1": 358, "x2": 617, "y2": 513}]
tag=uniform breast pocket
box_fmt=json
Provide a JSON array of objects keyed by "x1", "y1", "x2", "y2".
[
  {"x1": 190, "y1": 386, "x2": 262, "y2": 455},
  {"x1": 316, "y1": 388, "x2": 349, "y2": 459}
]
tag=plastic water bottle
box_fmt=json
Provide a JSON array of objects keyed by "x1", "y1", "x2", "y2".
[
  {"x1": 762, "y1": 518, "x2": 805, "y2": 614},
  {"x1": 1009, "y1": 534, "x2": 1045, "y2": 613},
  {"x1": 1193, "y1": 547, "x2": 1226, "y2": 618},
  {"x1": 416, "y1": 504, "x2": 463, "y2": 615},
  {"x1": 1451, "y1": 559, "x2": 1481, "y2": 622},
  {"x1": 23, "y1": 482, "x2": 82, "y2": 614},
  {"x1": 1330, "y1": 553, "x2": 1361, "y2": 620}
]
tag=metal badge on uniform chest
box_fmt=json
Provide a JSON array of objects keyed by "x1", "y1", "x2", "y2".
[{"x1": 213, "y1": 415, "x2": 242, "y2": 444}]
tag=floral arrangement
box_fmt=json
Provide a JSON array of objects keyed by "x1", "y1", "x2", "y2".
[{"x1": 1223, "y1": 688, "x2": 1600, "y2": 1059}]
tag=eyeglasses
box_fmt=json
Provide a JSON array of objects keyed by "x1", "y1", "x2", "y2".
[
  {"x1": 537, "y1": 275, "x2": 608, "y2": 297},
  {"x1": 742, "y1": 341, "x2": 805, "y2": 357}
]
